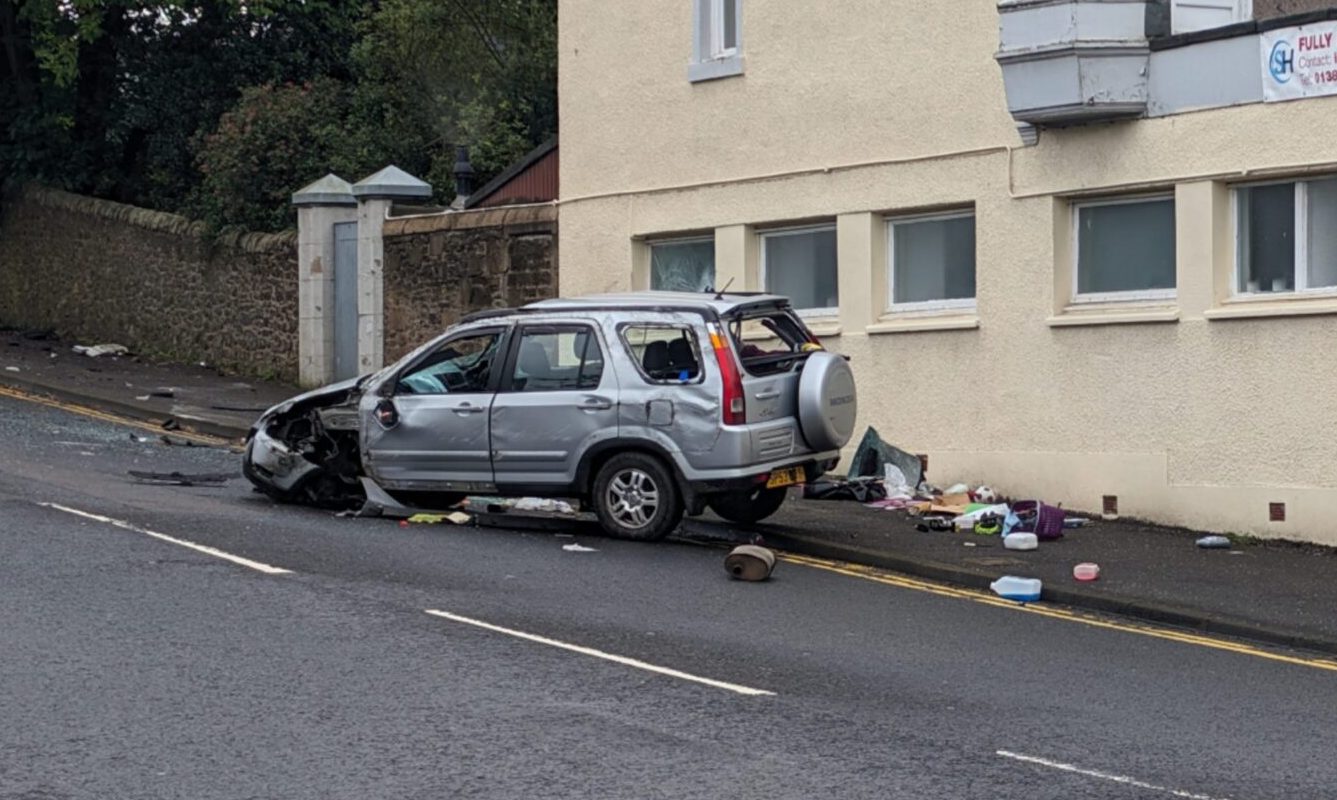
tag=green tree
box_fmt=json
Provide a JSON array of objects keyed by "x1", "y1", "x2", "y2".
[
  {"x1": 3, "y1": 0, "x2": 558, "y2": 231},
  {"x1": 349, "y1": 0, "x2": 557, "y2": 183},
  {"x1": 2, "y1": 1, "x2": 366, "y2": 206}
]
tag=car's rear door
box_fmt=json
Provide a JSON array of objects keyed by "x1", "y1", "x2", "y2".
[
  {"x1": 361, "y1": 326, "x2": 508, "y2": 491},
  {"x1": 488, "y1": 321, "x2": 618, "y2": 490}
]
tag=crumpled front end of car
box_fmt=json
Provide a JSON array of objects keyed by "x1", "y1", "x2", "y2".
[{"x1": 241, "y1": 377, "x2": 369, "y2": 509}]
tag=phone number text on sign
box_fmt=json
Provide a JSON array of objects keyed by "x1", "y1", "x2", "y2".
[{"x1": 1263, "y1": 24, "x2": 1337, "y2": 102}]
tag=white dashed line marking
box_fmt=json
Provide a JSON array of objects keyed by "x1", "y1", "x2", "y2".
[
  {"x1": 997, "y1": 750, "x2": 1234, "y2": 800},
  {"x1": 425, "y1": 609, "x2": 775, "y2": 697},
  {"x1": 40, "y1": 503, "x2": 291, "y2": 575}
]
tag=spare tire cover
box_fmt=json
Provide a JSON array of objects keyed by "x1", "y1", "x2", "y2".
[{"x1": 797, "y1": 351, "x2": 858, "y2": 452}]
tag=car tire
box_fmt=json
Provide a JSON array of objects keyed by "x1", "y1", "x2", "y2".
[
  {"x1": 707, "y1": 486, "x2": 788, "y2": 525},
  {"x1": 592, "y1": 452, "x2": 683, "y2": 541}
]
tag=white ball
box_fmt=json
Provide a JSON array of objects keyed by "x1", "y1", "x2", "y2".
[{"x1": 974, "y1": 486, "x2": 997, "y2": 503}]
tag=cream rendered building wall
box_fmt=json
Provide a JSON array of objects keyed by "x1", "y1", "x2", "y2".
[{"x1": 558, "y1": 0, "x2": 1337, "y2": 543}]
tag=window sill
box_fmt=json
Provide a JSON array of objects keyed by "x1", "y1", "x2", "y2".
[
  {"x1": 1204, "y1": 296, "x2": 1337, "y2": 321},
  {"x1": 1047, "y1": 305, "x2": 1179, "y2": 327},
  {"x1": 688, "y1": 55, "x2": 744, "y2": 83},
  {"x1": 866, "y1": 313, "x2": 979, "y2": 335},
  {"x1": 805, "y1": 319, "x2": 842, "y2": 339}
]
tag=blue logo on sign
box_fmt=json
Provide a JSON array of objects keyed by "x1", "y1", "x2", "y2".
[{"x1": 1271, "y1": 40, "x2": 1295, "y2": 83}]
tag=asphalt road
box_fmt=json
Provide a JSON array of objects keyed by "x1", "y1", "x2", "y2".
[{"x1": 2, "y1": 393, "x2": 1336, "y2": 799}]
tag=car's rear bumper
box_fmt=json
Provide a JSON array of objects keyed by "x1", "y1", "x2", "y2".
[{"x1": 681, "y1": 454, "x2": 839, "y2": 495}]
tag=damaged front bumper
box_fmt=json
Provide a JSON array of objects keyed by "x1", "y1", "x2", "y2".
[{"x1": 242, "y1": 426, "x2": 323, "y2": 495}]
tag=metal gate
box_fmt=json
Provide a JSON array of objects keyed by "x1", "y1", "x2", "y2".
[{"x1": 333, "y1": 222, "x2": 359, "y2": 380}]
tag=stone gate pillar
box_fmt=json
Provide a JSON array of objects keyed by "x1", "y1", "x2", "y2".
[
  {"x1": 292, "y1": 174, "x2": 357, "y2": 387},
  {"x1": 350, "y1": 166, "x2": 433, "y2": 374}
]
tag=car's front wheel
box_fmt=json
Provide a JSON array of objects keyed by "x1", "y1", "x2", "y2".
[
  {"x1": 592, "y1": 453, "x2": 683, "y2": 541},
  {"x1": 707, "y1": 486, "x2": 788, "y2": 525}
]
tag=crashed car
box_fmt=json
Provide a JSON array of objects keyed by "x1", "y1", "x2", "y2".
[{"x1": 243, "y1": 291, "x2": 858, "y2": 540}]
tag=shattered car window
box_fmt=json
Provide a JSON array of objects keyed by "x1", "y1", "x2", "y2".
[
  {"x1": 727, "y1": 310, "x2": 815, "y2": 377},
  {"x1": 397, "y1": 332, "x2": 499, "y2": 395},
  {"x1": 620, "y1": 324, "x2": 702, "y2": 384}
]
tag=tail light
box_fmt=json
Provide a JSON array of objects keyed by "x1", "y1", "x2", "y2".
[{"x1": 707, "y1": 323, "x2": 746, "y2": 425}]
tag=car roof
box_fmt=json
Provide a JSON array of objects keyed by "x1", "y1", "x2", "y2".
[{"x1": 523, "y1": 291, "x2": 790, "y2": 315}]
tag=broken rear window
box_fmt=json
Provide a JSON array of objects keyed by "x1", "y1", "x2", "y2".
[{"x1": 726, "y1": 309, "x2": 816, "y2": 377}]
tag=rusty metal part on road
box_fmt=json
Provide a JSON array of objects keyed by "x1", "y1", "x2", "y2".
[{"x1": 725, "y1": 545, "x2": 777, "y2": 581}]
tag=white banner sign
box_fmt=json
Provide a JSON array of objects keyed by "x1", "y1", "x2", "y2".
[{"x1": 1262, "y1": 23, "x2": 1337, "y2": 102}]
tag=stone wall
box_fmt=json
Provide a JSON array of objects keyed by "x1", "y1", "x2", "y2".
[
  {"x1": 381, "y1": 204, "x2": 558, "y2": 361},
  {"x1": 0, "y1": 185, "x2": 297, "y2": 381}
]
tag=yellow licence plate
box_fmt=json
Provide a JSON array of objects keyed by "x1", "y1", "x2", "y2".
[{"x1": 766, "y1": 467, "x2": 804, "y2": 489}]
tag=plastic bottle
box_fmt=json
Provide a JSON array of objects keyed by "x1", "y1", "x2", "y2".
[
  {"x1": 990, "y1": 576, "x2": 1042, "y2": 602},
  {"x1": 1003, "y1": 532, "x2": 1038, "y2": 551},
  {"x1": 1196, "y1": 535, "x2": 1231, "y2": 549},
  {"x1": 1072, "y1": 562, "x2": 1100, "y2": 581}
]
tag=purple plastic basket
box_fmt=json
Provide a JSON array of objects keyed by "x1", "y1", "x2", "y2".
[{"x1": 1012, "y1": 500, "x2": 1065, "y2": 540}]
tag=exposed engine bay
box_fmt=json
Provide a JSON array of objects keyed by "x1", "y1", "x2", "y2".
[{"x1": 251, "y1": 389, "x2": 366, "y2": 510}]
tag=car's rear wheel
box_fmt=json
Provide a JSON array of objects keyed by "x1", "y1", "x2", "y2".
[
  {"x1": 707, "y1": 486, "x2": 788, "y2": 525},
  {"x1": 593, "y1": 453, "x2": 683, "y2": 541}
]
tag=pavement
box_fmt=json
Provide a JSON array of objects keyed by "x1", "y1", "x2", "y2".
[{"x1": 5, "y1": 326, "x2": 1337, "y2": 658}]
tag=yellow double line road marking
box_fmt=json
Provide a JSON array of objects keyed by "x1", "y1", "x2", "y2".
[
  {"x1": 779, "y1": 552, "x2": 1337, "y2": 673},
  {"x1": 0, "y1": 384, "x2": 235, "y2": 448}
]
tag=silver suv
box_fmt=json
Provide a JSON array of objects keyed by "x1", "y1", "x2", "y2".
[{"x1": 243, "y1": 292, "x2": 858, "y2": 540}]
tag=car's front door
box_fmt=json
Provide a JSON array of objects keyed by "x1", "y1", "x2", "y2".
[
  {"x1": 489, "y1": 322, "x2": 619, "y2": 489},
  {"x1": 361, "y1": 327, "x2": 507, "y2": 492}
]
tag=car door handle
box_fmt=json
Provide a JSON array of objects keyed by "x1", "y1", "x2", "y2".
[
  {"x1": 578, "y1": 398, "x2": 614, "y2": 411},
  {"x1": 754, "y1": 390, "x2": 781, "y2": 401},
  {"x1": 452, "y1": 402, "x2": 487, "y2": 415}
]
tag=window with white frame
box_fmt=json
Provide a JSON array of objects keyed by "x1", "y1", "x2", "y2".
[
  {"x1": 649, "y1": 236, "x2": 716, "y2": 292},
  {"x1": 761, "y1": 225, "x2": 838, "y2": 316},
  {"x1": 1236, "y1": 178, "x2": 1337, "y2": 295},
  {"x1": 1072, "y1": 196, "x2": 1177, "y2": 302},
  {"x1": 1171, "y1": 0, "x2": 1251, "y2": 35},
  {"x1": 888, "y1": 211, "x2": 976, "y2": 311},
  {"x1": 690, "y1": 0, "x2": 742, "y2": 82}
]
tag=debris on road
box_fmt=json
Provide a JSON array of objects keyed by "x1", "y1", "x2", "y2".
[
  {"x1": 562, "y1": 543, "x2": 598, "y2": 553},
  {"x1": 161, "y1": 418, "x2": 180, "y2": 431},
  {"x1": 990, "y1": 575, "x2": 1042, "y2": 602},
  {"x1": 804, "y1": 476, "x2": 886, "y2": 502},
  {"x1": 1011, "y1": 501, "x2": 1066, "y2": 540},
  {"x1": 406, "y1": 512, "x2": 471, "y2": 525},
  {"x1": 1003, "y1": 532, "x2": 1038, "y2": 551},
  {"x1": 463, "y1": 496, "x2": 578, "y2": 515},
  {"x1": 725, "y1": 544, "x2": 776, "y2": 581},
  {"x1": 848, "y1": 426, "x2": 923, "y2": 488},
  {"x1": 72, "y1": 343, "x2": 130, "y2": 358},
  {"x1": 4, "y1": 366, "x2": 19, "y2": 372},
  {"x1": 1073, "y1": 563, "x2": 1101, "y2": 581},
  {"x1": 1196, "y1": 535, "x2": 1232, "y2": 549},
  {"x1": 128, "y1": 470, "x2": 238, "y2": 486}
]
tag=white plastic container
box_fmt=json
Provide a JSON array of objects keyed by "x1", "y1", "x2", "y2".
[
  {"x1": 1003, "y1": 532, "x2": 1038, "y2": 551},
  {"x1": 1073, "y1": 562, "x2": 1100, "y2": 582},
  {"x1": 990, "y1": 576, "x2": 1042, "y2": 602}
]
